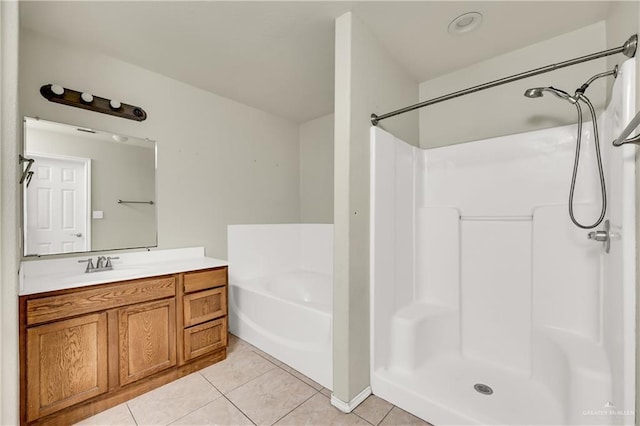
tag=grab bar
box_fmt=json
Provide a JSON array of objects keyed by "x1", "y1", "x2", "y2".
[
  {"x1": 117, "y1": 199, "x2": 154, "y2": 205},
  {"x1": 613, "y1": 110, "x2": 640, "y2": 146}
]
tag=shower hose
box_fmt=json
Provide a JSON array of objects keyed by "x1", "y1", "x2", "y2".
[{"x1": 568, "y1": 93, "x2": 607, "y2": 229}]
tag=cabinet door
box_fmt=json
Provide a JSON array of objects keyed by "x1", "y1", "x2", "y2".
[
  {"x1": 183, "y1": 287, "x2": 227, "y2": 327},
  {"x1": 26, "y1": 313, "x2": 108, "y2": 422},
  {"x1": 118, "y1": 299, "x2": 176, "y2": 386}
]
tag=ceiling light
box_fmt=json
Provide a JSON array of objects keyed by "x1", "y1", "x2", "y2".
[{"x1": 448, "y1": 12, "x2": 483, "y2": 35}]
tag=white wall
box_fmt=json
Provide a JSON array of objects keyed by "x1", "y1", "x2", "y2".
[
  {"x1": 333, "y1": 11, "x2": 418, "y2": 404},
  {"x1": 419, "y1": 22, "x2": 607, "y2": 148},
  {"x1": 20, "y1": 30, "x2": 301, "y2": 259},
  {"x1": 0, "y1": 2, "x2": 20, "y2": 424},
  {"x1": 300, "y1": 113, "x2": 334, "y2": 223}
]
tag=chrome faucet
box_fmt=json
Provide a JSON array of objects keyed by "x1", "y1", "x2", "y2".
[
  {"x1": 78, "y1": 257, "x2": 95, "y2": 273},
  {"x1": 78, "y1": 256, "x2": 120, "y2": 273}
]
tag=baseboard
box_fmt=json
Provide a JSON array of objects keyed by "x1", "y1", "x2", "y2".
[{"x1": 330, "y1": 386, "x2": 372, "y2": 413}]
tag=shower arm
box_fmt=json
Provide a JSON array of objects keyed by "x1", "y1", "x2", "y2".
[
  {"x1": 575, "y1": 66, "x2": 618, "y2": 95},
  {"x1": 371, "y1": 34, "x2": 638, "y2": 126}
]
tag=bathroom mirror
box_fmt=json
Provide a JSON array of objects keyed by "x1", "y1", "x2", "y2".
[{"x1": 22, "y1": 117, "x2": 157, "y2": 256}]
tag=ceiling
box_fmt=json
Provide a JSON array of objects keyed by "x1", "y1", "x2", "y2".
[{"x1": 20, "y1": 1, "x2": 612, "y2": 123}]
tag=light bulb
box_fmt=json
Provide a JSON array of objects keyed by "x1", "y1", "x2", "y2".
[
  {"x1": 81, "y1": 92, "x2": 94, "y2": 103},
  {"x1": 50, "y1": 84, "x2": 64, "y2": 96},
  {"x1": 110, "y1": 100, "x2": 122, "y2": 109}
]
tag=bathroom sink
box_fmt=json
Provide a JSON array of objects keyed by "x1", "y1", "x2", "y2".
[
  {"x1": 83, "y1": 267, "x2": 151, "y2": 281},
  {"x1": 43, "y1": 266, "x2": 152, "y2": 289}
]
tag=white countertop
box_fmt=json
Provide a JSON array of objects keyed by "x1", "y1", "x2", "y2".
[{"x1": 20, "y1": 247, "x2": 227, "y2": 296}]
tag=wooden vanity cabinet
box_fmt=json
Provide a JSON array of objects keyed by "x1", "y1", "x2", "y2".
[{"x1": 20, "y1": 267, "x2": 228, "y2": 425}]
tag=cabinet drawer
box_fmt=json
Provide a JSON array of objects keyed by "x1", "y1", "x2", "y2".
[
  {"x1": 183, "y1": 268, "x2": 226, "y2": 293},
  {"x1": 27, "y1": 276, "x2": 176, "y2": 326},
  {"x1": 183, "y1": 287, "x2": 227, "y2": 327},
  {"x1": 184, "y1": 318, "x2": 227, "y2": 361}
]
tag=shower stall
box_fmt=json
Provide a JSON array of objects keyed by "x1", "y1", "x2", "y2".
[{"x1": 370, "y1": 59, "x2": 636, "y2": 425}]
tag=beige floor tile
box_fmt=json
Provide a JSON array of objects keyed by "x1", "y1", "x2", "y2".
[
  {"x1": 127, "y1": 373, "x2": 221, "y2": 425},
  {"x1": 75, "y1": 403, "x2": 136, "y2": 426},
  {"x1": 252, "y1": 347, "x2": 284, "y2": 366},
  {"x1": 227, "y1": 367, "x2": 317, "y2": 426},
  {"x1": 201, "y1": 348, "x2": 277, "y2": 394},
  {"x1": 228, "y1": 333, "x2": 253, "y2": 355},
  {"x1": 379, "y1": 406, "x2": 433, "y2": 426},
  {"x1": 280, "y1": 363, "x2": 323, "y2": 390},
  {"x1": 320, "y1": 388, "x2": 332, "y2": 398},
  {"x1": 275, "y1": 393, "x2": 370, "y2": 426},
  {"x1": 353, "y1": 395, "x2": 394, "y2": 425},
  {"x1": 170, "y1": 397, "x2": 253, "y2": 426}
]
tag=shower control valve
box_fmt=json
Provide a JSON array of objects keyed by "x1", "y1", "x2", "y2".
[
  {"x1": 587, "y1": 230, "x2": 608, "y2": 242},
  {"x1": 587, "y1": 219, "x2": 611, "y2": 253}
]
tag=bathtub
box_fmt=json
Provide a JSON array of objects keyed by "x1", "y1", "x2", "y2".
[
  {"x1": 229, "y1": 271, "x2": 332, "y2": 388},
  {"x1": 227, "y1": 224, "x2": 333, "y2": 389}
]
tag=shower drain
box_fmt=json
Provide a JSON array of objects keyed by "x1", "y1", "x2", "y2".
[{"x1": 474, "y1": 383, "x2": 493, "y2": 395}]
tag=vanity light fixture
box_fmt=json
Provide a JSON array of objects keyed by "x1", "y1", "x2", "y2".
[
  {"x1": 50, "y1": 84, "x2": 64, "y2": 96},
  {"x1": 40, "y1": 84, "x2": 147, "y2": 122},
  {"x1": 80, "y1": 92, "x2": 94, "y2": 103}
]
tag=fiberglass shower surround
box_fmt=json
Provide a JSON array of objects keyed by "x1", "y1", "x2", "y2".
[{"x1": 370, "y1": 59, "x2": 636, "y2": 425}]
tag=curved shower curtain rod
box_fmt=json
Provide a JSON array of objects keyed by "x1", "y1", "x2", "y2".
[{"x1": 370, "y1": 34, "x2": 638, "y2": 126}]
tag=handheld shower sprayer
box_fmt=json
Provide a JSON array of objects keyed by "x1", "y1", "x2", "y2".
[
  {"x1": 523, "y1": 66, "x2": 619, "y2": 229},
  {"x1": 524, "y1": 86, "x2": 577, "y2": 103}
]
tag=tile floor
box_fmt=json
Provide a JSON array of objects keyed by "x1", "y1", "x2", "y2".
[{"x1": 77, "y1": 334, "x2": 433, "y2": 426}]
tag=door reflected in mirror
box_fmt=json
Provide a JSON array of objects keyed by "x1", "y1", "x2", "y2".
[{"x1": 23, "y1": 117, "x2": 157, "y2": 257}]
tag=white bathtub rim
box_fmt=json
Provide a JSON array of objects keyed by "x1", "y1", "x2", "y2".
[{"x1": 230, "y1": 270, "x2": 333, "y2": 315}]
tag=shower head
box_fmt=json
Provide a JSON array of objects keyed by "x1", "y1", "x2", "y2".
[
  {"x1": 524, "y1": 86, "x2": 576, "y2": 103},
  {"x1": 524, "y1": 88, "x2": 544, "y2": 98}
]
